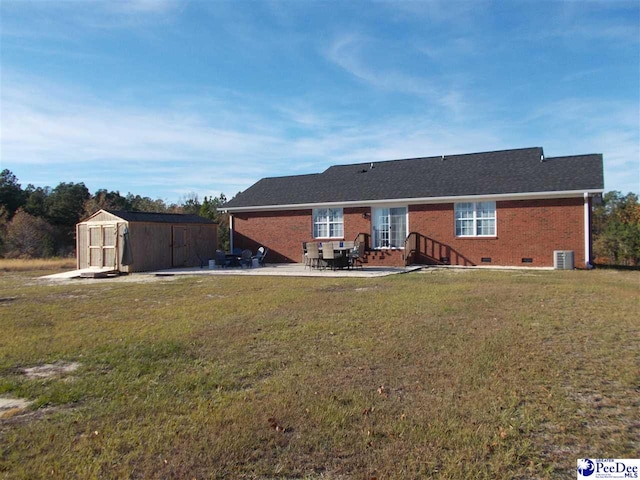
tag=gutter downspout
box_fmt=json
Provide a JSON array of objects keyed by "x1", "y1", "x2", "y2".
[
  {"x1": 229, "y1": 214, "x2": 234, "y2": 253},
  {"x1": 584, "y1": 192, "x2": 591, "y2": 268}
]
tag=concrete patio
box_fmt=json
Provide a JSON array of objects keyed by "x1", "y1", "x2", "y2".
[
  {"x1": 41, "y1": 263, "x2": 557, "y2": 282},
  {"x1": 148, "y1": 263, "x2": 423, "y2": 278}
]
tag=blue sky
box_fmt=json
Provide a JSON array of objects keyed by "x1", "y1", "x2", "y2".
[{"x1": 1, "y1": 0, "x2": 638, "y2": 203}]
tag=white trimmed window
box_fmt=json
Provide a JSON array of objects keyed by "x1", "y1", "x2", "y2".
[
  {"x1": 313, "y1": 208, "x2": 344, "y2": 238},
  {"x1": 455, "y1": 201, "x2": 496, "y2": 237},
  {"x1": 372, "y1": 207, "x2": 407, "y2": 248}
]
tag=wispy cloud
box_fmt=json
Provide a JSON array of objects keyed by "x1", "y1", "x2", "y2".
[
  {"x1": 1, "y1": 74, "x2": 286, "y2": 197},
  {"x1": 509, "y1": 1, "x2": 640, "y2": 46},
  {"x1": 522, "y1": 98, "x2": 639, "y2": 194},
  {"x1": 1, "y1": 0, "x2": 182, "y2": 37},
  {"x1": 418, "y1": 37, "x2": 478, "y2": 61},
  {"x1": 106, "y1": 0, "x2": 181, "y2": 15},
  {"x1": 0, "y1": 72, "x2": 503, "y2": 199},
  {"x1": 324, "y1": 34, "x2": 468, "y2": 115},
  {"x1": 2, "y1": 68, "x2": 637, "y2": 201},
  {"x1": 378, "y1": 0, "x2": 485, "y2": 25}
]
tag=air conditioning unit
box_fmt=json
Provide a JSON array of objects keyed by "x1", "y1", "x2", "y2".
[{"x1": 553, "y1": 250, "x2": 574, "y2": 270}]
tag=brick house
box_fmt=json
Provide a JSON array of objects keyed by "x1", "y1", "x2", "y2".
[{"x1": 223, "y1": 147, "x2": 604, "y2": 268}]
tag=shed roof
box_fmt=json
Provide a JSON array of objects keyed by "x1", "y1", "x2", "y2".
[
  {"x1": 224, "y1": 147, "x2": 604, "y2": 210},
  {"x1": 83, "y1": 210, "x2": 216, "y2": 224}
]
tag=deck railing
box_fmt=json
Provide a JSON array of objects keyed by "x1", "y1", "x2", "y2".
[{"x1": 403, "y1": 232, "x2": 475, "y2": 267}]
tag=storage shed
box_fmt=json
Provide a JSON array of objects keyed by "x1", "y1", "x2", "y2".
[{"x1": 76, "y1": 210, "x2": 217, "y2": 273}]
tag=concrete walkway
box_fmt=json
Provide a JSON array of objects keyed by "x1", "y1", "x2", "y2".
[
  {"x1": 41, "y1": 267, "x2": 118, "y2": 280},
  {"x1": 148, "y1": 263, "x2": 423, "y2": 278}
]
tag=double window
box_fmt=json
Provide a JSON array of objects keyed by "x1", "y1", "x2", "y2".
[
  {"x1": 455, "y1": 201, "x2": 496, "y2": 236},
  {"x1": 313, "y1": 208, "x2": 343, "y2": 238},
  {"x1": 372, "y1": 207, "x2": 407, "y2": 248}
]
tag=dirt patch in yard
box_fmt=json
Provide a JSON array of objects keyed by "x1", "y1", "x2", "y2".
[
  {"x1": 0, "y1": 397, "x2": 33, "y2": 419},
  {"x1": 23, "y1": 361, "x2": 81, "y2": 379},
  {"x1": 1, "y1": 362, "x2": 82, "y2": 420},
  {"x1": 0, "y1": 404, "x2": 78, "y2": 427}
]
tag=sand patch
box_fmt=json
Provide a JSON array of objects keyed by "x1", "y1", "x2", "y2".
[
  {"x1": 23, "y1": 361, "x2": 81, "y2": 379},
  {"x1": 0, "y1": 397, "x2": 32, "y2": 418}
]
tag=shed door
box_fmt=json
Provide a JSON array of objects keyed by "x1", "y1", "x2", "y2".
[
  {"x1": 172, "y1": 226, "x2": 188, "y2": 267},
  {"x1": 88, "y1": 224, "x2": 118, "y2": 268}
]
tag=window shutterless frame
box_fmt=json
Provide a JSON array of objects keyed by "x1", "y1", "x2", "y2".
[
  {"x1": 312, "y1": 208, "x2": 344, "y2": 239},
  {"x1": 455, "y1": 201, "x2": 496, "y2": 237}
]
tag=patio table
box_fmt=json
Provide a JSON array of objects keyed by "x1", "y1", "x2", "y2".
[
  {"x1": 317, "y1": 244, "x2": 352, "y2": 269},
  {"x1": 225, "y1": 253, "x2": 241, "y2": 267}
]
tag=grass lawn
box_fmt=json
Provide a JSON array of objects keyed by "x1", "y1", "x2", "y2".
[{"x1": 0, "y1": 267, "x2": 638, "y2": 479}]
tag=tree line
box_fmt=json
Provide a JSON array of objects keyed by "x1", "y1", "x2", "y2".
[
  {"x1": 591, "y1": 191, "x2": 640, "y2": 266},
  {"x1": 1, "y1": 168, "x2": 638, "y2": 265},
  {"x1": 0, "y1": 169, "x2": 230, "y2": 258}
]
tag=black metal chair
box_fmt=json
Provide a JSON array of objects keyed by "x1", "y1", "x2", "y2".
[
  {"x1": 215, "y1": 250, "x2": 231, "y2": 268},
  {"x1": 240, "y1": 249, "x2": 253, "y2": 268}
]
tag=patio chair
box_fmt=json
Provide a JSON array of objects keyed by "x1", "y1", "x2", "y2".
[
  {"x1": 253, "y1": 246, "x2": 268, "y2": 267},
  {"x1": 215, "y1": 250, "x2": 231, "y2": 268},
  {"x1": 196, "y1": 252, "x2": 208, "y2": 268},
  {"x1": 240, "y1": 249, "x2": 253, "y2": 268},
  {"x1": 349, "y1": 242, "x2": 365, "y2": 269},
  {"x1": 305, "y1": 242, "x2": 320, "y2": 269},
  {"x1": 321, "y1": 241, "x2": 336, "y2": 270}
]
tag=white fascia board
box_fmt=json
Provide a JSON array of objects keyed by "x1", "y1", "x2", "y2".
[{"x1": 223, "y1": 189, "x2": 605, "y2": 213}]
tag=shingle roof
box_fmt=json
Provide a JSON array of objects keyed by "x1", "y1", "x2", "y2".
[
  {"x1": 105, "y1": 210, "x2": 216, "y2": 224},
  {"x1": 223, "y1": 147, "x2": 604, "y2": 209}
]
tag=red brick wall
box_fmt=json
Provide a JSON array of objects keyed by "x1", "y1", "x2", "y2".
[
  {"x1": 409, "y1": 197, "x2": 586, "y2": 267},
  {"x1": 231, "y1": 197, "x2": 587, "y2": 267},
  {"x1": 344, "y1": 207, "x2": 370, "y2": 242},
  {"x1": 232, "y1": 209, "x2": 312, "y2": 263},
  {"x1": 231, "y1": 207, "x2": 374, "y2": 263}
]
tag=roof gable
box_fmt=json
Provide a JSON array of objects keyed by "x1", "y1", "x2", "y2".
[
  {"x1": 223, "y1": 147, "x2": 604, "y2": 210},
  {"x1": 80, "y1": 210, "x2": 123, "y2": 223}
]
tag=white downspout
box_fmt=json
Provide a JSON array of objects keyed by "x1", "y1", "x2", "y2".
[
  {"x1": 229, "y1": 214, "x2": 234, "y2": 252},
  {"x1": 583, "y1": 192, "x2": 591, "y2": 268}
]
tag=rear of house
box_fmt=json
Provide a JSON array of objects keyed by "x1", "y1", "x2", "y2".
[
  {"x1": 77, "y1": 210, "x2": 217, "y2": 273},
  {"x1": 223, "y1": 147, "x2": 604, "y2": 269}
]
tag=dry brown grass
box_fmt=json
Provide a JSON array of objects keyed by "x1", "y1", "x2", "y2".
[
  {"x1": 0, "y1": 267, "x2": 637, "y2": 479},
  {"x1": 0, "y1": 257, "x2": 76, "y2": 273}
]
